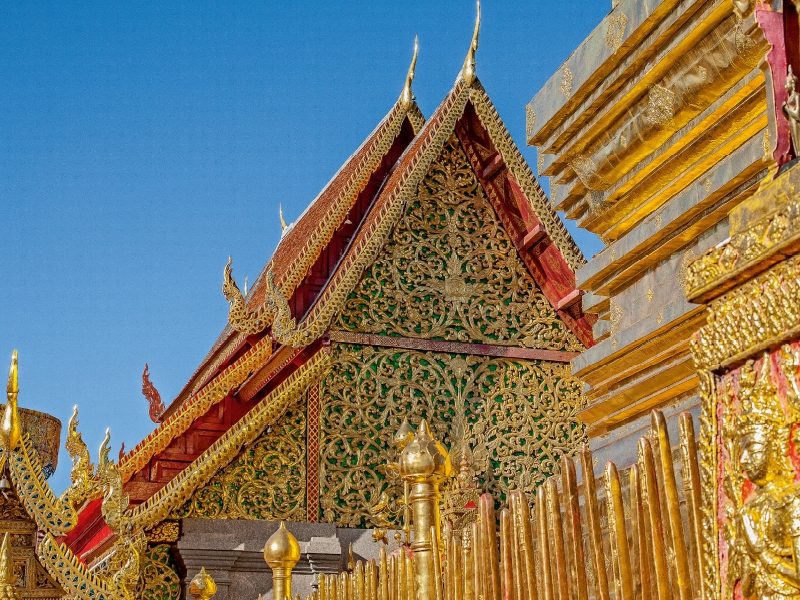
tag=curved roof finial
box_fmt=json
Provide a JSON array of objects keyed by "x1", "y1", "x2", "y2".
[
  {"x1": 400, "y1": 36, "x2": 419, "y2": 111},
  {"x1": 459, "y1": 0, "x2": 481, "y2": 86}
]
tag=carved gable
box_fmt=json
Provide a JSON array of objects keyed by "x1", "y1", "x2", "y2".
[
  {"x1": 319, "y1": 132, "x2": 587, "y2": 528},
  {"x1": 333, "y1": 133, "x2": 582, "y2": 352}
]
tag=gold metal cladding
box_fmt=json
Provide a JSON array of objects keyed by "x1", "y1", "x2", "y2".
[
  {"x1": 630, "y1": 464, "x2": 652, "y2": 600},
  {"x1": 546, "y1": 478, "x2": 569, "y2": 600},
  {"x1": 605, "y1": 461, "x2": 634, "y2": 600},
  {"x1": 510, "y1": 490, "x2": 537, "y2": 600},
  {"x1": 536, "y1": 485, "x2": 554, "y2": 600},
  {"x1": 188, "y1": 567, "x2": 217, "y2": 600},
  {"x1": 479, "y1": 494, "x2": 501, "y2": 600},
  {"x1": 639, "y1": 437, "x2": 670, "y2": 600},
  {"x1": 499, "y1": 509, "x2": 513, "y2": 600},
  {"x1": 2, "y1": 350, "x2": 21, "y2": 453}
]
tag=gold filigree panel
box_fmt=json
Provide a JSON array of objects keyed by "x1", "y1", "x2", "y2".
[
  {"x1": 170, "y1": 405, "x2": 306, "y2": 522},
  {"x1": 135, "y1": 545, "x2": 180, "y2": 600},
  {"x1": 319, "y1": 342, "x2": 586, "y2": 527},
  {"x1": 333, "y1": 134, "x2": 581, "y2": 353}
]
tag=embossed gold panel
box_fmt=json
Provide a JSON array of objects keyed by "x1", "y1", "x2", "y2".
[{"x1": 135, "y1": 545, "x2": 181, "y2": 600}]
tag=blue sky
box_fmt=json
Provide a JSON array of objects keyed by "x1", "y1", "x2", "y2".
[{"x1": 0, "y1": 1, "x2": 608, "y2": 493}]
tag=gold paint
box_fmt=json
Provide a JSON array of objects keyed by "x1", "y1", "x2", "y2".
[
  {"x1": 764, "y1": 129, "x2": 771, "y2": 157},
  {"x1": 703, "y1": 178, "x2": 712, "y2": 193},
  {"x1": 334, "y1": 134, "x2": 581, "y2": 352},
  {"x1": 646, "y1": 288, "x2": 653, "y2": 303},
  {"x1": 570, "y1": 155, "x2": 610, "y2": 191},
  {"x1": 136, "y1": 545, "x2": 181, "y2": 600},
  {"x1": 527, "y1": 107, "x2": 537, "y2": 143},
  {"x1": 610, "y1": 299, "x2": 623, "y2": 335},
  {"x1": 561, "y1": 67, "x2": 573, "y2": 98},
  {"x1": 677, "y1": 248, "x2": 696, "y2": 293}
]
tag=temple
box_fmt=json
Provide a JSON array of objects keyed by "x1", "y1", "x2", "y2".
[{"x1": 8, "y1": 0, "x2": 800, "y2": 599}]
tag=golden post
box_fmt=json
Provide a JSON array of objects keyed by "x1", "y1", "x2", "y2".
[
  {"x1": 398, "y1": 419, "x2": 452, "y2": 600},
  {"x1": 264, "y1": 522, "x2": 301, "y2": 600}
]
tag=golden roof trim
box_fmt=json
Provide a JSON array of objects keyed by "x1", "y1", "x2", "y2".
[
  {"x1": 117, "y1": 336, "x2": 274, "y2": 483},
  {"x1": 129, "y1": 349, "x2": 330, "y2": 530}
]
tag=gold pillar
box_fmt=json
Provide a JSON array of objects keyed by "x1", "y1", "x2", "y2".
[
  {"x1": 264, "y1": 522, "x2": 301, "y2": 600},
  {"x1": 398, "y1": 419, "x2": 452, "y2": 600}
]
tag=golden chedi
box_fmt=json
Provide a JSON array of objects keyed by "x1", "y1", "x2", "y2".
[{"x1": 263, "y1": 522, "x2": 300, "y2": 600}]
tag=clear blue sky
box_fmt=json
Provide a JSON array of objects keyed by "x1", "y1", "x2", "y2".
[{"x1": 0, "y1": 1, "x2": 608, "y2": 493}]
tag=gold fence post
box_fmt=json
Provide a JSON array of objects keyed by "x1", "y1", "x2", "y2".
[
  {"x1": 264, "y1": 522, "x2": 301, "y2": 600},
  {"x1": 398, "y1": 419, "x2": 452, "y2": 600}
]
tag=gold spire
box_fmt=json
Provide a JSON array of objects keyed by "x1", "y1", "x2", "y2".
[
  {"x1": 1, "y1": 352, "x2": 21, "y2": 453},
  {"x1": 0, "y1": 533, "x2": 19, "y2": 600},
  {"x1": 279, "y1": 203, "x2": 288, "y2": 233},
  {"x1": 459, "y1": 0, "x2": 481, "y2": 86},
  {"x1": 400, "y1": 36, "x2": 419, "y2": 111}
]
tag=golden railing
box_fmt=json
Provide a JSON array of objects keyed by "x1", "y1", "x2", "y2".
[{"x1": 265, "y1": 407, "x2": 703, "y2": 600}]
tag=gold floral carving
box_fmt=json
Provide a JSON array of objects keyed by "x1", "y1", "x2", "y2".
[
  {"x1": 135, "y1": 545, "x2": 180, "y2": 600},
  {"x1": 605, "y1": 14, "x2": 628, "y2": 53},
  {"x1": 645, "y1": 84, "x2": 677, "y2": 129},
  {"x1": 319, "y1": 343, "x2": 585, "y2": 527},
  {"x1": 685, "y1": 195, "x2": 800, "y2": 298},
  {"x1": 144, "y1": 522, "x2": 179, "y2": 544},
  {"x1": 333, "y1": 134, "x2": 582, "y2": 352},
  {"x1": 561, "y1": 67, "x2": 574, "y2": 97},
  {"x1": 537, "y1": 149, "x2": 544, "y2": 177},
  {"x1": 172, "y1": 405, "x2": 306, "y2": 521},
  {"x1": 677, "y1": 248, "x2": 697, "y2": 293},
  {"x1": 128, "y1": 350, "x2": 329, "y2": 531},
  {"x1": 117, "y1": 336, "x2": 273, "y2": 484},
  {"x1": 609, "y1": 298, "x2": 623, "y2": 335},
  {"x1": 691, "y1": 256, "x2": 800, "y2": 371}
]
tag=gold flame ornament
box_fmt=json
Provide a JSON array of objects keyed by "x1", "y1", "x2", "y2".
[
  {"x1": 459, "y1": 0, "x2": 480, "y2": 86},
  {"x1": 400, "y1": 36, "x2": 419, "y2": 110},
  {"x1": 0, "y1": 533, "x2": 19, "y2": 600},
  {"x1": 1, "y1": 351, "x2": 21, "y2": 453}
]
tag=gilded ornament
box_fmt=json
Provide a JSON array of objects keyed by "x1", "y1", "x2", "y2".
[
  {"x1": 135, "y1": 545, "x2": 181, "y2": 600},
  {"x1": 171, "y1": 406, "x2": 306, "y2": 522},
  {"x1": 222, "y1": 257, "x2": 270, "y2": 335},
  {"x1": 734, "y1": 17, "x2": 760, "y2": 67},
  {"x1": 527, "y1": 107, "x2": 536, "y2": 143},
  {"x1": 645, "y1": 83, "x2": 677, "y2": 129},
  {"x1": 691, "y1": 256, "x2": 800, "y2": 370},
  {"x1": 677, "y1": 247, "x2": 696, "y2": 293},
  {"x1": 458, "y1": 1, "x2": 480, "y2": 87},
  {"x1": 570, "y1": 155, "x2": 610, "y2": 191},
  {"x1": 765, "y1": 129, "x2": 772, "y2": 157},
  {"x1": 646, "y1": 288, "x2": 653, "y2": 303},
  {"x1": 189, "y1": 568, "x2": 216, "y2": 600},
  {"x1": 145, "y1": 521, "x2": 179, "y2": 544},
  {"x1": 784, "y1": 65, "x2": 800, "y2": 157},
  {"x1": 609, "y1": 298, "x2": 623, "y2": 335},
  {"x1": 604, "y1": 14, "x2": 627, "y2": 53},
  {"x1": 141, "y1": 364, "x2": 164, "y2": 424},
  {"x1": 703, "y1": 178, "x2": 712, "y2": 193},
  {"x1": 400, "y1": 36, "x2": 418, "y2": 111},
  {"x1": 560, "y1": 67, "x2": 573, "y2": 98},
  {"x1": 537, "y1": 147, "x2": 544, "y2": 176}
]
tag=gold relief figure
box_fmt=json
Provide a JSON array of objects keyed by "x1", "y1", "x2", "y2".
[
  {"x1": 784, "y1": 66, "x2": 800, "y2": 159},
  {"x1": 724, "y1": 355, "x2": 800, "y2": 600}
]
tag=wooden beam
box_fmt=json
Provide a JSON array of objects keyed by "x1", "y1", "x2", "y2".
[
  {"x1": 482, "y1": 153, "x2": 504, "y2": 179},
  {"x1": 521, "y1": 224, "x2": 547, "y2": 249},
  {"x1": 556, "y1": 289, "x2": 583, "y2": 311}
]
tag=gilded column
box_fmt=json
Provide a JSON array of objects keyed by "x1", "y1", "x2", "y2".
[{"x1": 398, "y1": 419, "x2": 452, "y2": 600}]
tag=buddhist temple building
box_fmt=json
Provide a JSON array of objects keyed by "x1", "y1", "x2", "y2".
[{"x1": 24, "y1": 21, "x2": 596, "y2": 599}]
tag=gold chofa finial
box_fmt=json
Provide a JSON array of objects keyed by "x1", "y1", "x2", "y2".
[
  {"x1": 459, "y1": 0, "x2": 481, "y2": 86},
  {"x1": 400, "y1": 36, "x2": 419, "y2": 110},
  {"x1": 0, "y1": 534, "x2": 13, "y2": 586},
  {"x1": 279, "y1": 203, "x2": 288, "y2": 233},
  {"x1": 1, "y1": 352, "x2": 21, "y2": 453}
]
